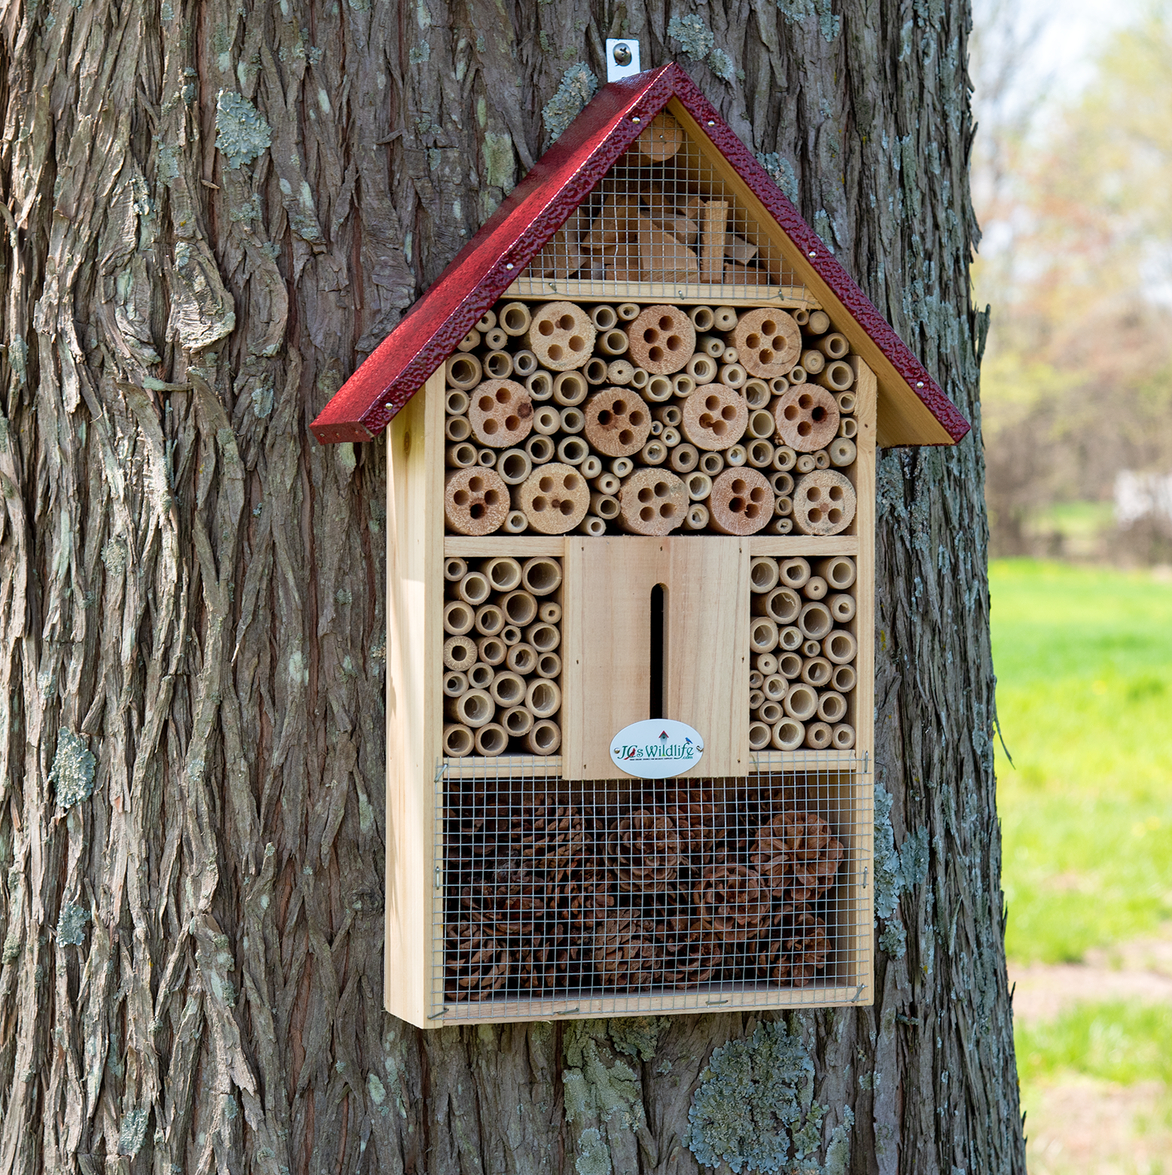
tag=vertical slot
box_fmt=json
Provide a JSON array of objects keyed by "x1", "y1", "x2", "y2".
[{"x1": 650, "y1": 582, "x2": 666, "y2": 719}]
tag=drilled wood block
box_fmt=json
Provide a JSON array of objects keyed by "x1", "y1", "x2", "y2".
[
  {"x1": 634, "y1": 110, "x2": 684, "y2": 160},
  {"x1": 515, "y1": 463, "x2": 590, "y2": 534},
  {"x1": 772, "y1": 385, "x2": 840, "y2": 453},
  {"x1": 617, "y1": 468, "x2": 688, "y2": 535},
  {"x1": 680, "y1": 384, "x2": 748, "y2": 451},
  {"x1": 637, "y1": 217, "x2": 699, "y2": 283},
  {"x1": 582, "y1": 387, "x2": 653, "y2": 457},
  {"x1": 468, "y1": 379, "x2": 535, "y2": 448},
  {"x1": 792, "y1": 470, "x2": 856, "y2": 536},
  {"x1": 626, "y1": 305, "x2": 696, "y2": 374},
  {"x1": 731, "y1": 308, "x2": 802, "y2": 379},
  {"x1": 444, "y1": 467, "x2": 509, "y2": 535},
  {"x1": 525, "y1": 302, "x2": 596, "y2": 371},
  {"x1": 708, "y1": 467, "x2": 774, "y2": 535}
]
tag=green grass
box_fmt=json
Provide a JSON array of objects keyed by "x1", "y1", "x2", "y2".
[{"x1": 990, "y1": 559, "x2": 1172, "y2": 963}]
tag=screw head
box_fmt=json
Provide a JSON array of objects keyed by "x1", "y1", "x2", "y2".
[{"x1": 612, "y1": 42, "x2": 632, "y2": 66}]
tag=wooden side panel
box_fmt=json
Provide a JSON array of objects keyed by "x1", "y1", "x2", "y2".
[
  {"x1": 385, "y1": 370, "x2": 445, "y2": 1027},
  {"x1": 663, "y1": 538, "x2": 750, "y2": 776}
]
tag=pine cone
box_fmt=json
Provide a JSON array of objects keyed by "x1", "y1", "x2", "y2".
[
  {"x1": 591, "y1": 912, "x2": 663, "y2": 991},
  {"x1": 461, "y1": 853, "x2": 552, "y2": 942},
  {"x1": 511, "y1": 796, "x2": 586, "y2": 881},
  {"x1": 757, "y1": 904, "x2": 830, "y2": 986},
  {"x1": 694, "y1": 861, "x2": 772, "y2": 942},
  {"x1": 518, "y1": 939, "x2": 589, "y2": 992},
  {"x1": 608, "y1": 808, "x2": 684, "y2": 892},
  {"x1": 750, "y1": 809, "x2": 843, "y2": 902},
  {"x1": 662, "y1": 916, "x2": 725, "y2": 987},
  {"x1": 665, "y1": 785, "x2": 728, "y2": 862},
  {"x1": 445, "y1": 913, "x2": 514, "y2": 1000},
  {"x1": 565, "y1": 866, "x2": 617, "y2": 932}
]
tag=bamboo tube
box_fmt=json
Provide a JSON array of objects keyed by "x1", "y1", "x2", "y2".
[
  {"x1": 456, "y1": 570, "x2": 491, "y2": 605},
  {"x1": 525, "y1": 436, "x2": 556, "y2": 467},
  {"x1": 526, "y1": 301, "x2": 596, "y2": 371},
  {"x1": 641, "y1": 375, "x2": 672, "y2": 403},
  {"x1": 741, "y1": 380, "x2": 767, "y2": 410},
  {"x1": 698, "y1": 451, "x2": 724, "y2": 476},
  {"x1": 805, "y1": 721, "x2": 832, "y2": 750},
  {"x1": 610, "y1": 456, "x2": 634, "y2": 477},
  {"x1": 583, "y1": 388, "x2": 652, "y2": 457},
  {"x1": 527, "y1": 678, "x2": 562, "y2": 718},
  {"x1": 683, "y1": 471, "x2": 711, "y2": 501},
  {"x1": 522, "y1": 556, "x2": 563, "y2": 596},
  {"x1": 802, "y1": 638, "x2": 822, "y2": 657},
  {"x1": 839, "y1": 417, "x2": 857, "y2": 440},
  {"x1": 799, "y1": 348, "x2": 825, "y2": 374},
  {"x1": 771, "y1": 718, "x2": 804, "y2": 751},
  {"x1": 500, "y1": 589, "x2": 538, "y2": 626},
  {"x1": 749, "y1": 618, "x2": 779, "y2": 654},
  {"x1": 456, "y1": 328, "x2": 480, "y2": 353},
  {"x1": 444, "y1": 557, "x2": 468, "y2": 582},
  {"x1": 526, "y1": 622, "x2": 561, "y2": 653},
  {"x1": 481, "y1": 556, "x2": 521, "y2": 592},
  {"x1": 772, "y1": 385, "x2": 840, "y2": 452},
  {"x1": 818, "y1": 360, "x2": 854, "y2": 392},
  {"x1": 446, "y1": 441, "x2": 477, "y2": 468},
  {"x1": 539, "y1": 601, "x2": 561, "y2": 623},
  {"x1": 584, "y1": 356, "x2": 609, "y2": 386},
  {"x1": 792, "y1": 470, "x2": 856, "y2": 536},
  {"x1": 689, "y1": 305, "x2": 715, "y2": 331},
  {"x1": 497, "y1": 448, "x2": 532, "y2": 485},
  {"x1": 446, "y1": 689, "x2": 495, "y2": 727},
  {"x1": 681, "y1": 384, "x2": 748, "y2": 451},
  {"x1": 504, "y1": 510, "x2": 528, "y2": 534},
  {"x1": 552, "y1": 370, "x2": 588, "y2": 406},
  {"x1": 829, "y1": 437, "x2": 856, "y2": 467},
  {"x1": 475, "y1": 448, "x2": 497, "y2": 468},
  {"x1": 475, "y1": 723, "x2": 508, "y2": 756},
  {"x1": 778, "y1": 625, "x2": 803, "y2": 651},
  {"x1": 747, "y1": 410, "x2": 774, "y2": 440},
  {"x1": 750, "y1": 556, "x2": 780, "y2": 593},
  {"x1": 803, "y1": 575, "x2": 828, "y2": 601},
  {"x1": 590, "y1": 493, "x2": 621, "y2": 520},
  {"x1": 477, "y1": 635, "x2": 506, "y2": 666},
  {"x1": 503, "y1": 705, "x2": 534, "y2": 737},
  {"x1": 684, "y1": 502, "x2": 709, "y2": 530},
  {"x1": 499, "y1": 624, "x2": 522, "y2": 647},
  {"x1": 832, "y1": 663, "x2": 856, "y2": 693},
  {"x1": 616, "y1": 302, "x2": 640, "y2": 321},
  {"x1": 817, "y1": 690, "x2": 847, "y2": 724},
  {"x1": 593, "y1": 472, "x2": 621, "y2": 495},
  {"x1": 749, "y1": 721, "x2": 772, "y2": 752},
  {"x1": 783, "y1": 683, "x2": 818, "y2": 721},
  {"x1": 793, "y1": 309, "x2": 810, "y2": 326},
  {"x1": 775, "y1": 497, "x2": 794, "y2": 520},
  {"x1": 723, "y1": 347, "x2": 739, "y2": 363},
  {"x1": 605, "y1": 359, "x2": 635, "y2": 385},
  {"x1": 828, "y1": 593, "x2": 855, "y2": 624},
  {"x1": 800, "y1": 656, "x2": 833, "y2": 687},
  {"x1": 443, "y1": 724, "x2": 475, "y2": 758},
  {"x1": 698, "y1": 334, "x2": 725, "y2": 357},
  {"x1": 755, "y1": 651, "x2": 778, "y2": 674},
  {"x1": 711, "y1": 306, "x2": 737, "y2": 331},
  {"x1": 444, "y1": 600, "x2": 475, "y2": 636},
  {"x1": 446, "y1": 416, "x2": 473, "y2": 444},
  {"x1": 763, "y1": 674, "x2": 788, "y2": 702},
  {"x1": 823, "y1": 631, "x2": 857, "y2": 665},
  {"x1": 506, "y1": 643, "x2": 537, "y2": 675},
  {"x1": 778, "y1": 557, "x2": 810, "y2": 588},
  {"x1": 484, "y1": 324, "x2": 509, "y2": 350},
  {"x1": 640, "y1": 439, "x2": 668, "y2": 465},
  {"x1": 749, "y1": 669, "x2": 764, "y2": 690},
  {"x1": 836, "y1": 390, "x2": 856, "y2": 414},
  {"x1": 477, "y1": 309, "x2": 497, "y2": 331},
  {"x1": 560, "y1": 407, "x2": 585, "y2": 433},
  {"x1": 618, "y1": 468, "x2": 688, "y2": 535},
  {"x1": 709, "y1": 468, "x2": 774, "y2": 536},
  {"x1": 446, "y1": 389, "x2": 470, "y2": 416},
  {"x1": 536, "y1": 651, "x2": 562, "y2": 679},
  {"x1": 526, "y1": 719, "x2": 562, "y2": 755},
  {"x1": 731, "y1": 308, "x2": 801, "y2": 379},
  {"x1": 672, "y1": 373, "x2": 696, "y2": 397},
  {"x1": 805, "y1": 309, "x2": 831, "y2": 334},
  {"x1": 747, "y1": 439, "x2": 774, "y2": 469},
  {"x1": 719, "y1": 363, "x2": 747, "y2": 389},
  {"x1": 762, "y1": 586, "x2": 801, "y2": 624},
  {"x1": 597, "y1": 328, "x2": 630, "y2": 356},
  {"x1": 531, "y1": 406, "x2": 559, "y2": 438},
  {"x1": 778, "y1": 651, "x2": 803, "y2": 678},
  {"x1": 500, "y1": 302, "x2": 531, "y2": 336},
  {"x1": 591, "y1": 304, "x2": 619, "y2": 330},
  {"x1": 816, "y1": 332, "x2": 849, "y2": 359},
  {"x1": 795, "y1": 453, "x2": 816, "y2": 473},
  {"x1": 490, "y1": 671, "x2": 527, "y2": 708},
  {"x1": 467, "y1": 662, "x2": 495, "y2": 689},
  {"x1": 773, "y1": 446, "x2": 798, "y2": 474},
  {"x1": 670, "y1": 443, "x2": 699, "y2": 473},
  {"x1": 798, "y1": 601, "x2": 834, "y2": 641},
  {"x1": 816, "y1": 556, "x2": 856, "y2": 591},
  {"x1": 756, "y1": 700, "x2": 783, "y2": 725},
  {"x1": 474, "y1": 604, "x2": 505, "y2": 636},
  {"x1": 653, "y1": 403, "x2": 682, "y2": 425},
  {"x1": 512, "y1": 349, "x2": 539, "y2": 378},
  {"x1": 661, "y1": 427, "x2": 681, "y2": 447},
  {"x1": 771, "y1": 471, "x2": 794, "y2": 496},
  {"x1": 831, "y1": 723, "x2": 855, "y2": 750},
  {"x1": 557, "y1": 436, "x2": 590, "y2": 465},
  {"x1": 685, "y1": 353, "x2": 718, "y2": 383},
  {"x1": 526, "y1": 370, "x2": 553, "y2": 401},
  {"x1": 725, "y1": 444, "x2": 748, "y2": 467},
  {"x1": 446, "y1": 353, "x2": 482, "y2": 390},
  {"x1": 581, "y1": 454, "x2": 603, "y2": 478},
  {"x1": 627, "y1": 305, "x2": 696, "y2": 374},
  {"x1": 443, "y1": 671, "x2": 469, "y2": 698}
]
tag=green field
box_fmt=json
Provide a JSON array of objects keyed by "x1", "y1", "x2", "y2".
[{"x1": 990, "y1": 559, "x2": 1172, "y2": 964}]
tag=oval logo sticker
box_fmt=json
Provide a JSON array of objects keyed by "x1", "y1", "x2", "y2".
[{"x1": 610, "y1": 719, "x2": 705, "y2": 779}]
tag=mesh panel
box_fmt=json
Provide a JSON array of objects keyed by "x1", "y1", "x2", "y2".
[{"x1": 435, "y1": 753, "x2": 870, "y2": 1020}]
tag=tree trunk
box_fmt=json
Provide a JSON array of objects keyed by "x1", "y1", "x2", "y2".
[{"x1": 0, "y1": 1, "x2": 1024, "y2": 1172}]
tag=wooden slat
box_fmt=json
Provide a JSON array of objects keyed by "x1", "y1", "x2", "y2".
[
  {"x1": 385, "y1": 369, "x2": 445, "y2": 1028},
  {"x1": 443, "y1": 535, "x2": 567, "y2": 558},
  {"x1": 442, "y1": 755, "x2": 564, "y2": 779},
  {"x1": 748, "y1": 536, "x2": 859, "y2": 557},
  {"x1": 503, "y1": 278, "x2": 818, "y2": 307}
]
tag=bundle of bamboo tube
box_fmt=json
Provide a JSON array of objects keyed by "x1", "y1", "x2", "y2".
[
  {"x1": 748, "y1": 556, "x2": 857, "y2": 750},
  {"x1": 444, "y1": 295, "x2": 859, "y2": 537},
  {"x1": 443, "y1": 556, "x2": 563, "y2": 757},
  {"x1": 443, "y1": 782, "x2": 845, "y2": 998}
]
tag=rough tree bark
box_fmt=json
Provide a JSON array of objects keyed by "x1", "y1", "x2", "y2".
[{"x1": 0, "y1": 1, "x2": 1024, "y2": 1172}]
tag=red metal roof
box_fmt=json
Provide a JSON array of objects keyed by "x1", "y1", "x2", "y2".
[{"x1": 311, "y1": 63, "x2": 969, "y2": 446}]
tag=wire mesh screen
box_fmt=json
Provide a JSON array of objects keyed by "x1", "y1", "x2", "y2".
[
  {"x1": 435, "y1": 754, "x2": 870, "y2": 1021},
  {"x1": 508, "y1": 110, "x2": 807, "y2": 303}
]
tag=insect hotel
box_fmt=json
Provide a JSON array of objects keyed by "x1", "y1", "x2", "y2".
[{"x1": 312, "y1": 62, "x2": 969, "y2": 1028}]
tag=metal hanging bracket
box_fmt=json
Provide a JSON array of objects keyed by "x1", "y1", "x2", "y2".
[{"x1": 605, "y1": 38, "x2": 641, "y2": 82}]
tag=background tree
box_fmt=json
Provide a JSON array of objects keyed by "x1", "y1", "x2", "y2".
[{"x1": 0, "y1": 1, "x2": 1023, "y2": 1172}]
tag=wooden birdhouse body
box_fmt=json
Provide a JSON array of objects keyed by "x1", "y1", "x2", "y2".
[{"x1": 315, "y1": 66, "x2": 967, "y2": 1029}]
